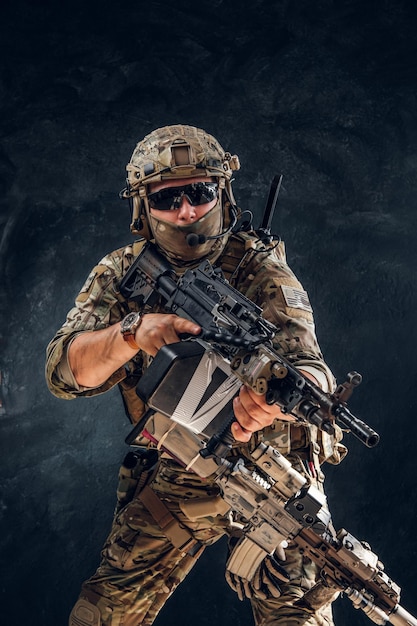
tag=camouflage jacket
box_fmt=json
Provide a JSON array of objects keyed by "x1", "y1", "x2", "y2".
[{"x1": 45, "y1": 231, "x2": 345, "y2": 465}]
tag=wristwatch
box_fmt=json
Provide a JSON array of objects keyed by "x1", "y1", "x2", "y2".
[{"x1": 120, "y1": 311, "x2": 142, "y2": 350}]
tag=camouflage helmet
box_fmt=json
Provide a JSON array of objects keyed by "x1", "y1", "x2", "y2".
[{"x1": 122, "y1": 124, "x2": 240, "y2": 241}]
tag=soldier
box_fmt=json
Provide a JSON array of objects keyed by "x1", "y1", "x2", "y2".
[{"x1": 46, "y1": 125, "x2": 346, "y2": 626}]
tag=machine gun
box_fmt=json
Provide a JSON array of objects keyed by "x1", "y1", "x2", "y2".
[
  {"x1": 120, "y1": 241, "x2": 416, "y2": 626},
  {"x1": 120, "y1": 240, "x2": 380, "y2": 456}
]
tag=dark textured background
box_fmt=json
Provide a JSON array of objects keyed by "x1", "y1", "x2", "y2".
[{"x1": 1, "y1": 1, "x2": 417, "y2": 624}]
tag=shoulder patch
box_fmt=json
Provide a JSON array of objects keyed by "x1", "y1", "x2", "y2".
[
  {"x1": 281, "y1": 285, "x2": 312, "y2": 313},
  {"x1": 77, "y1": 264, "x2": 112, "y2": 303},
  {"x1": 79, "y1": 264, "x2": 109, "y2": 293}
]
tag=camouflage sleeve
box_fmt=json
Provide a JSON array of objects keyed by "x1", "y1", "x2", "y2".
[
  {"x1": 45, "y1": 244, "x2": 139, "y2": 400},
  {"x1": 234, "y1": 238, "x2": 335, "y2": 392}
]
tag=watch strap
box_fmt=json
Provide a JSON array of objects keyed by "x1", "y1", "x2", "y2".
[{"x1": 124, "y1": 334, "x2": 140, "y2": 350}]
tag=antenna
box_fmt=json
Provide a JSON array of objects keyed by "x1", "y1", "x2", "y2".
[{"x1": 257, "y1": 174, "x2": 283, "y2": 243}]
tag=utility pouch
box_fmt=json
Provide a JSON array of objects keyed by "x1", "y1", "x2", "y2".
[
  {"x1": 126, "y1": 409, "x2": 220, "y2": 478},
  {"x1": 115, "y1": 447, "x2": 160, "y2": 514}
]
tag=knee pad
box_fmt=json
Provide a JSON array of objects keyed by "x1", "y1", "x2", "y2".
[{"x1": 69, "y1": 598, "x2": 101, "y2": 626}]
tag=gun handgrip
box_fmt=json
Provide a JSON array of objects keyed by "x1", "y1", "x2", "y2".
[{"x1": 200, "y1": 412, "x2": 235, "y2": 460}]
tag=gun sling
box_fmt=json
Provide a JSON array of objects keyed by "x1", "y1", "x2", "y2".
[{"x1": 138, "y1": 485, "x2": 204, "y2": 558}]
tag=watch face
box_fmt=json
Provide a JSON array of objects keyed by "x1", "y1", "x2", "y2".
[{"x1": 122, "y1": 312, "x2": 140, "y2": 332}]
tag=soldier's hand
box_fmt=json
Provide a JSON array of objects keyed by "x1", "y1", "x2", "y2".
[
  {"x1": 225, "y1": 546, "x2": 290, "y2": 601},
  {"x1": 232, "y1": 386, "x2": 295, "y2": 443},
  {"x1": 136, "y1": 313, "x2": 201, "y2": 356}
]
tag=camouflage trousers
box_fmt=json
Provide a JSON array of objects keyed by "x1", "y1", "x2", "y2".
[{"x1": 69, "y1": 457, "x2": 336, "y2": 626}]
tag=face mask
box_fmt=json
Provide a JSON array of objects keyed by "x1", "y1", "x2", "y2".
[{"x1": 149, "y1": 200, "x2": 226, "y2": 264}]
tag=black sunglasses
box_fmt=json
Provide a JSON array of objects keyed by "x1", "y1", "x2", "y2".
[{"x1": 147, "y1": 182, "x2": 218, "y2": 211}]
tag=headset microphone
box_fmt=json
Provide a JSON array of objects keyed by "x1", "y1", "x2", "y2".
[
  {"x1": 186, "y1": 233, "x2": 209, "y2": 247},
  {"x1": 186, "y1": 207, "x2": 239, "y2": 248}
]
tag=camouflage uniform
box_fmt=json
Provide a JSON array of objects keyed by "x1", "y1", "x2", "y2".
[{"x1": 46, "y1": 231, "x2": 346, "y2": 626}]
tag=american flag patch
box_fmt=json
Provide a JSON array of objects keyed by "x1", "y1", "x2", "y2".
[{"x1": 281, "y1": 285, "x2": 312, "y2": 312}]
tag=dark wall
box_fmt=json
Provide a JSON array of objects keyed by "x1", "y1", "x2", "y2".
[{"x1": 1, "y1": 1, "x2": 417, "y2": 625}]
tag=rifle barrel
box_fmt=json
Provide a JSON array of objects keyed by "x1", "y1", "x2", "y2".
[{"x1": 333, "y1": 405, "x2": 380, "y2": 448}]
